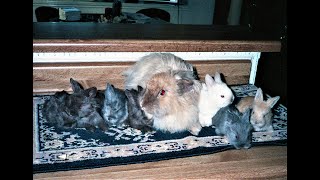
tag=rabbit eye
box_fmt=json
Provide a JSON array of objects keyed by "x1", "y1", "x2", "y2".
[
  {"x1": 252, "y1": 112, "x2": 255, "y2": 114},
  {"x1": 221, "y1": 95, "x2": 224, "y2": 98},
  {"x1": 160, "y1": 89, "x2": 166, "y2": 96}
]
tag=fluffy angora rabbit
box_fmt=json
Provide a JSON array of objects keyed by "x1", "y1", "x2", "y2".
[
  {"x1": 42, "y1": 78, "x2": 108, "y2": 132},
  {"x1": 198, "y1": 72, "x2": 235, "y2": 127},
  {"x1": 140, "y1": 71, "x2": 202, "y2": 135},
  {"x1": 212, "y1": 104, "x2": 253, "y2": 149},
  {"x1": 236, "y1": 88, "x2": 280, "y2": 132},
  {"x1": 123, "y1": 53, "x2": 197, "y2": 90}
]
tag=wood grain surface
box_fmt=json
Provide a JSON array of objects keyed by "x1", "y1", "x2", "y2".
[
  {"x1": 33, "y1": 146, "x2": 287, "y2": 179},
  {"x1": 33, "y1": 60, "x2": 251, "y2": 94}
]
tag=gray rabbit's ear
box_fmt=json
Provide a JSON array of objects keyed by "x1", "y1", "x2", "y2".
[
  {"x1": 85, "y1": 87, "x2": 97, "y2": 98},
  {"x1": 177, "y1": 79, "x2": 194, "y2": 95},
  {"x1": 173, "y1": 70, "x2": 195, "y2": 80},
  {"x1": 124, "y1": 89, "x2": 131, "y2": 98},
  {"x1": 242, "y1": 109, "x2": 251, "y2": 122},
  {"x1": 214, "y1": 72, "x2": 222, "y2": 83},
  {"x1": 204, "y1": 74, "x2": 216, "y2": 87},
  {"x1": 137, "y1": 85, "x2": 143, "y2": 93},
  {"x1": 254, "y1": 88, "x2": 264, "y2": 102},
  {"x1": 266, "y1": 96, "x2": 280, "y2": 108},
  {"x1": 105, "y1": 83, "x2": 115, "y2": 97},
  {"x1": 70, "y1": 78, "x2": 84, "y2": 93},
  {"x1": 137, "y1": 85, "x2": 145, "y2": 96}
]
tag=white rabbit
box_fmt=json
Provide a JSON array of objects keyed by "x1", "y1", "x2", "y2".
[{"x1": 198, "y1": 72, "x2": 235, "y2": 127}]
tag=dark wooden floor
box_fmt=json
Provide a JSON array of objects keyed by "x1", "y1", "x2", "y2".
[{"x1": 33, "y1": 145, "x2": 287, "y2": 179}]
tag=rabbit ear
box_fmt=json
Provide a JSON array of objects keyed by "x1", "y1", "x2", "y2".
[
  {"x1": 137, "y1": 85, "x2": 145, "y2": 96},
  {"x1": 205, "y1": 74, "x2": 216, "y2": 87},
  {"x1": 254, "y1": 88, "x2": 264, "y2": 102},
  {"x1": 124, "y1": 89, "x2": 133, "y2": 99},
  {"x1": 266, "y1": 96, "x2": 280, "y2": 108},
  {"x1": 177, "y1": 79, "x2": 194, "y2": 95},
  {"x1": 137, "y1": 85, "x2": 143, "y2": 93},
  {"x1": 70, "y1": 78, "x2": 84, "y2": 93},
  {"x1": 105, "y1": 83, "x2": 115, "y2": 98},
  {"x1": 173, "y1": 70, "x2": 195, "y2": 80},
  {"x1": 242, "y1": 109, "x2": 251, "y2": 122},
  {"x1": 214, "y1": 72, "x2": 222, "y2": 83},
  {"x1": 85, "y1": 87, "x2": 97, "y2": 98}
]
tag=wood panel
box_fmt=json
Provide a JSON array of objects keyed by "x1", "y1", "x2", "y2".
[
  {"x1": 33, "y1": 60, "x2": 251, "y2": 94},
  {"x1": 33, "y1": 146, "x2": 287, "y2": 179},
  {"x1": 33, "y1": 39, "x2": 281, "y2": 52}
]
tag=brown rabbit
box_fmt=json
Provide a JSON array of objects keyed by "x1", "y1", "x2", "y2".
[
  {"x1": 236, "y1": 88, "x2": 280, "y2": 132},
  {"x1": 140, "y1": 71, "x2": 202, "y2": 135}
]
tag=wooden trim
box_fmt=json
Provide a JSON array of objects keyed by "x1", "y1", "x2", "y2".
[
  {"x1": 33, "y1": 39, "x2": 281, "y2": 52},
  {"x1": 33, "y1": 60, "x2": 251, "y2": 94}
]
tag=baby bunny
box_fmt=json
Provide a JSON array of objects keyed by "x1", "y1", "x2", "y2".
[
  {"x1": 198, "y1": 72, "x2": 235, "y2": 127},
  {"x1": 123, "y1": 53, "x2": 197, "y2": 90},
  {"x1": 140, "y1": 71, "x2": 202, "y2": 135},
  {"x1": 101, "y1": 83, "x2": 129, "y2": 127},
  {"x1": 236, "y1": 88, "x2": 280, "y2": 132},
  {"x1": 212, "y1": 104, "x2": 253, "y2": 149},
  {"x1": 43, "y1": 78, "x2": 108, "y2": 132},
  {"x1": 125, "y1": 86, "x2": 154, "y2": 132},
  {"x1": 42, "y1": 90, "x2": 73, "y2": 128}
]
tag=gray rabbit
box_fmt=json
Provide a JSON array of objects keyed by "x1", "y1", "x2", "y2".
[
  {"x1": 101, "y1": 83, "x2": 129, "y2": 127},
  {"x1": 212, "y1": 104, "x2": 253, "y2": 149},
  {"x1": 42, "y1": 78, "x2": 108, "y2": 132},
  {"x1": 125, "y1": 86, "x2": 154, "y2": 133}
]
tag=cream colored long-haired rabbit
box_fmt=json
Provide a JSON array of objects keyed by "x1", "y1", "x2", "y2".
[
  {"x1": 140, "y1": 71, "x2": 202, "y2": 135},
  {"x1": 123, "y1": 53, "x2": 197, "y2": 90}
]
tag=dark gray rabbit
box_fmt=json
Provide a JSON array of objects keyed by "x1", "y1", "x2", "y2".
[
  {"x1": 212, "y1": 104, "x2": 253, "y2": 149},
  {"x1": 42, "y1": 78, "x2": 108, "y2": 132},
  {"x1": 42, "y1": 90, "x2": 74, "y2": 128},
  {"x1": 101, "y1": 83, "x2": 129, "y2": 127},
  {"x1": 125, "y1": 86, "x2": 153, "y2": 133}
]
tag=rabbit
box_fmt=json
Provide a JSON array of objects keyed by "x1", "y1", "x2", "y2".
[
  {"x1": 236, "y1": 88, "x2": 280, "y2": 132},
  {"x1": 140, "y1": 70, "x2": 202, "y2": 135},
  {"x1": 125, "y1": 86, "x2": 154, "y2": 132},
  {"x1": 212, "y1": 104, "x2": 253, "y2": 149},
  {"x1": 123, "y1": 53, "x2": 197, "y2": 90},
  {"x1": 101, "y1": 83, "x2": 129, "y2": 127},
  {"x1": 42, "y1": 78, "x2": 108, "y2": 132},
  {"x1": 42, "y1": 90, "x2": 74, "y2": 128},
  {"x1": 198, "y1": 72, "x2": 235, "y2": 127}
]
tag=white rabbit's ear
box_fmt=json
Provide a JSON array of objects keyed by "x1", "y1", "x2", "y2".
[
  {"x1": 266, "y1": 96, "x2": 280, "y2": 108},
  {"x1": 202, "y1": 82, "x2": 208, "y2": 91},
  {"x1": 205, "y1": 74, "x2": 215, "y2": 87},
  {"x1": 254, "y1": 88, "x2": 264, "y2": 102},
  {"x1": 214, "y1": 72, "x2": 222, "y2": 83}
]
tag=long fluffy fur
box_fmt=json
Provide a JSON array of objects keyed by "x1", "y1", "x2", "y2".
[
  {"x1": 123, "y1": 53, "x2": 195, "y2": 90},
  {"x1": 141, "y1": 72, "x2": 202, "y2": 135}
]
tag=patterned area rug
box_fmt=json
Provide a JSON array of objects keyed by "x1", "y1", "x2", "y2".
[{"x1": 33, "y1": 84, "x2": 287, "y2": 173}]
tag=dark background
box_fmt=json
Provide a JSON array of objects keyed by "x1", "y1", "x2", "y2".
[{"x1": 214, "y1": 0, "x2": 287, "y2": 106}]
